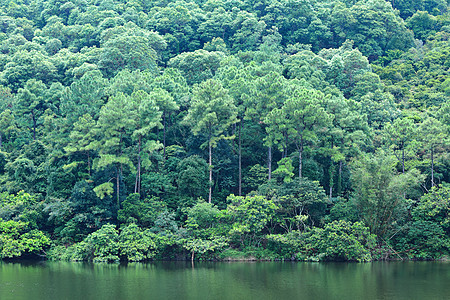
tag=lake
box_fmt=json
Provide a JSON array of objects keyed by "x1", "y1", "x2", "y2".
[{"x1": 1, "y1": 261, "x2": 449, "y2": 299}]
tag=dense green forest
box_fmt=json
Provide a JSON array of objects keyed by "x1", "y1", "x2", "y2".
[{"x1": 0, "y1": 0, "x2": 449, "y2": 262}]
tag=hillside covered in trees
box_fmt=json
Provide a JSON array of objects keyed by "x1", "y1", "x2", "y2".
[{"x1": 0, "y1": 0, "x2": 449, "y2": 262}]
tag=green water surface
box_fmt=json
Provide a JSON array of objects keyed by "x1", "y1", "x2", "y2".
[{"x1": 1, "y1": 261, "x2": 449, "y2": 300}]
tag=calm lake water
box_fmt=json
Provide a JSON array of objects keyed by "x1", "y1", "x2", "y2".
[{"x1": 1, "y1": 261, "x2": 449, "y2": 300}]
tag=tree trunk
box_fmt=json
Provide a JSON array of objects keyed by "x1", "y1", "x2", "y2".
[
  {"x1": 32, "y1": 111, "x2": 37, "y2": 141},
  {"x1": 238, "y1": 120, "x2": 242, "y2": 196},
  {"x1": 163, "y1": 111, "x2": 166, "y2": 160},
  {"x1": 299, "y1": 148, "x2": 302, "y2": 178},
  {"x1": 402, "y1": 147, "x2": 405, "y2": 174},
  {"x1": 282, "y1": 132, "x2": 288, "y2": 158},
  {"x1": 116, "y1": 167, "x2": 120, "y2": 209},
  {"x1": 298, "y1": 136, "x2": 303, "y2": 178},
  {"x1": 268, "y1": 146, "x2": 272, "y2": 181},
  {"x1": 135, "y1": 136, "x2": 142, "y2": 194},
  {"x1": 209, "y1": 141, "x2": 212, "y2": 203},
  {"x1": 431, "y1": 148, "x2": 435, "y2": 188},
  {"x1": 87, "y1": 151, "x2": 91, "y2": 177},
  {"x1": 329, "y1": 162, "x2": 333, "y2": 201},
  {"x1": 338, "y1": 160, "x2": 343, "y2": 196},
  {"x1": 0, "y1": 133, "x2": 2, "y2": 150}
]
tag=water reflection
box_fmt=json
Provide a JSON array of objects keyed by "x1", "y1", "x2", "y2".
[{"x1": 0, "y1": 261, "x2": 449, "y2": 300}]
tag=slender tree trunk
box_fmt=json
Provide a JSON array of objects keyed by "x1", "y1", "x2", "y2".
[
  {"x1": 87, "y1": 151, "x2": 91, "y2": 177},
  {"x1": 238, "y1": 120, "x2": 242, "y2": 196},
  {"x1": 431, "y1": 148, "x2": 435, "y2": 187},
  {"x1": 138, "y1": 148, "x2": 141, "y2": 195},
  {"x1": 298, "y1": 135, "x2": 304, "y2": 178},
  {"x1": 116, "y1": 167, "x2": 120, "y2": 209},
  {"x1": 135, "y1": 136, "x2": 141, "y2": 194},
  {"x1": 163, "y1": 111, "x2": 166, "y2": 160},
  {"x1": 338, "y1": 160, "x2": 343, "y2": 195},
  {"x1": 402, "y1": 147, "x2": 405, "y2": 174},
  {"x1": 209, "y1": 141, "x2": 212, "y2": 203},
  {"x1": 118, "y1": 135, "x2": 123, "y2": 208},
  {"x1": 299, "y1": 148, "x2": 302, "y2": 178},
  {"x1": 329, "y1": 162, "x2": 333, "y2": 201},
  {"x1": 0, "y1": 133, "x2": 2, "y2": 150},
  {"x1": 32, "y1": 111, "x2": 36, "y2": 141},
  {"x1": 268, "y1": 146, "x2": 272, "y2": 181}
]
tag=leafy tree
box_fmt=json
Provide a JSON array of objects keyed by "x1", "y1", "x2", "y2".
[
  {"x1": 185, "y1": 201, "x2": 221, "y2": 236},
  {"x1": 176, "y1": 155, "x2": 209, "y2": 200},
  {"x1": 351, "y1": 152, "x2": 424, "y2": 241},
  {"x1": 277, "y1": 87, "x2": 330, "y2": 178},
  {"x1": 224, "y1": 194, "x2": 278, "y2": 248},
  {"x1": 78, "y1": 224, "x2": 120, "y2": 262},
  {"x1": 46, "y1": 180, "x2": 113, "y2": 243},
  {"x1": 183, "y1": 79, "x2": 238, "y2": 203},
  {"x1": 0, "y1": 219, "x2": 51, "y2": 259},
  {"x1": 118, "y1": 223, "x2": 157, "y2": 262},
  {"x1": 183, "y1": 237, "x2": 228, "y2": 261},
  {"x1": 418, "y1": 117, "x2": 449, "y2": 187},
  {"x1": 149, "y1": 88, "x2": 178, "y2": 159},
  {"x1": 413, "y1": 185, "x2": 450, "y2": 235},
  {"x1": 129, "y1": 90, "x2": 162, "y2": 194},
  {"x1": 168, "y1": 49, "x2": 225, "y2": 85},
  {"x1": 94, "y1": 92, "x2": 136, "y2": 208},
  {"x1": 98, "y1": 23, "x2": 166, "y2": 77},
  {"x1": 61, "y1": 70, "x2": 108, "y2": 124},
  {"x1": 323, "y1": 95, "x2": 371, "y2": 197},
  {"x1": 242, "y1": 164, "x2": 268, "y2": 194},
  {"x1": 117, "y1": 193, "x2": 167, "y2": 228},
  {"x1": 300, "y1": 220, "x2": 376, "y2": 262},
  {"x1": 1, "y1": 49, "x2": 57, "y2": 92},
  {"x1": 258, "y1": 178, "x2": 330, "y2": 231},
  {"x1": 329, "y1": 0, "x2": 414, "y2": 60},
  {"x1": 383, "y1": 117, "x2": 417, "y2": 174},
  {"x1": 15, "y1": 79, "x2": 48, "y2": 140},
  {"x1": 0, "y1": 109, "x2": 19, "y2": 152},
  {"x1": 64, "y1": 114, "x2": 96, "y2": 178},
  {"x1": 393, "y1": 220, "x2": 449, "y2": 259},
  {"x1": 245, "y1": 71, "x2": 288, "y2": 180}
]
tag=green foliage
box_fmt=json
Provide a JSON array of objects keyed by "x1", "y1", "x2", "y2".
[
  {"x1": 93, "y1": 182, "x2": 114, "y2": 199},
  {"x1": 176, "y1": 155, "x2": 209, "y2": 199},
  {"x1": 0, "y1": 219, "x2": 50, "y2": 258},
  {"x1": 393, "y1": 220, "x2": 449, "y2": 260},
  {"x1": 223, "y1": 194, "x2": 278, "y2": 248},
  {"x1": 184, "y1": 79, "x2": 238, "y2": 149},
  {"x1": 267, "y1": 220, "x2": 376, "y2": 262},
  {"x1": 0, "y1": 0, "x2": 449, "y2": 262},
  {"x1": 185, "y1": 200, "x2": 220, "y2": 232},
  {"x1": 242, "y1": 164, "x2": 268, "y2": 193},
  {"x1": 258, "y1": 178, "x2": 330, "y2": 229},
  {"x1": 300, "y1": 221, "x2": 377, "y2": 262},
  {"x1": 183, "y1": 237, "x2": 228, "y2": 260},
  {"x1": 76, "y1": 224, "x2": 120, "y2": 263},
  {"x1": 118, "y1": 223, "x2": 157, "y2": 262},
  {"x1": 169, "y1": 50, "x2": 224, "y2": 85},
  {"x1": 272, "y1": 157, "x2": 295, "y2": 183},
  {"x1": 351, "y1": 152, "x2": 424, "y2": 240},
  {"x1": 413, "y1": 185, "x2": 450, "y2": 234},
  {"x1": 46, "y1": 180, "x2": 113, "y2": 244},
  {"x1": 0, "y1": 190, "x2": 44, "y2": 229},
  {"x1": 117, "y1": 193, "x2": 166, "y2": 228}
]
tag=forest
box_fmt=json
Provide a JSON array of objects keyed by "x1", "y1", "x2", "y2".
[{"x1": 0, "y1": 0, "x2": 449, "y2": 262}]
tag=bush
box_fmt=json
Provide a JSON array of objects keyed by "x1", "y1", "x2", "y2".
[
  {"x1": 118, "y1": 223, "x2": 157, "y2": 262},
  {"x1": 299, "y1": 220, "x2": 376, "y2": 262},
  {"x1": 0, "y1": 219, "x2": 51, "y2": 259},
  {"x1": 393, "y1": 221, "x2": 450, "y2": 260}
]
